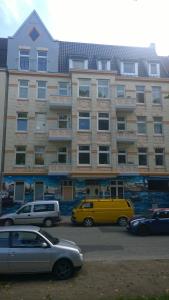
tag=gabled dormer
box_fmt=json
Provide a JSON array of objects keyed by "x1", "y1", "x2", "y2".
[
  {"x1": 97, "y1": 58, "x2": 111, "y2": 71},
  {"x1": 120, "y1": 60, "x2": 138, "y2": 76},
  {"x1": 148, "y1": 61, "x2": 160, "y2": 77},
  {"x1": 69, "y1": 56, "x2": 88, "y2": 70},
  {"x1": 7, "y1": 10, "x2": 59, "y2": 73}
]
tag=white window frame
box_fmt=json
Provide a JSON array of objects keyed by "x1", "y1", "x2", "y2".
[
  {"x1": 57, "y1": 147, "x2": 68, "y2": 164},
  {"x1": 155, "y1": 148, "x2": 164, "y2": 166},
  {"x1": 117, "y1": 116, "x2": 126, "y2": 131},
  {"x1": 15, "y1": 146, "x2": 26, "y2": 166},
  {"x1": 34, "y1": 146, "x2": 45, "y2": 166},
  {"x1": 153, "y1": 117, "x2": 163, "y2": 135},
  {"x1": 36, "y1": 81, "x2": 47, "y2": 100},
  {"x1": 97, "y1": 79, "x2": 109, "y2": 98},
  {"x1": 136, "y1": 86, "x2": 145, "y2": 104},
  {"x1": 148, "y1": 63, "x2": 160, "y2": 77},
  {"x1": 78, "y1": 112, "x2": 91, "y2": 131},
  {"x1": 19, "y1": 49, "x2": 30, "y2": 71},
  {"x1": 137, "y1": 116, "x2": 147, "y2": 134},
  {"x1": 116, "y1": 85, "x2": 125, "y2": 98},
  {"x1": 97, "y1": 60, "x2": 111, "y2": 71},
  {"x1": 69, "y1": 59, "x2": 88, "y2": 70},
  {"x1": 59, "y1": 82, "x2": 71, "y2": 96},
  {"x1": 37, "y1": 50, "x2": 48, "y2": 72},
  {"x1": 78, "y1": 79, "x2": 91, "y2": 98},
  {"x1": 58, "y1": 113, "x2": 71, "y2": 129},
  {"x1": 78, "y1": 145, "x2": 91, "y2": 165},
  {"x1": 118, "y1": 149, "x2": 127, "y2": 164},
  {"x1": 17, "y1": 112, "x2": 28, "y2": 132},
  {"x1": 35, "y1": 113, "x2": 47, "y2": 131},
  {"x1": 120, "y1": 61, "x2": 138, "y2": 76},
  {"x1": 97, "y1": 112, "x2": 110, "y2": 131},
  {"x1": 18, "y1": 80, "x2": 29, "y2": 99},
  {"x1": 138, "y1": 147, "x2": 147, "y2": 166},
  {"x1": 152, "y1": 86, "x2": 161, "y2": 104},
  {"x1": 98, "y1": 145, "x2": 110, "y2": 165}
]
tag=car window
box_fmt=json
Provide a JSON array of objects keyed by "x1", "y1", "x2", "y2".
[
  {"x1": 0, "y1": 232, "x2": 9, "y2": 247},
  {"x1": 33, "y1": 204, "x2": 54, "y2": 212},
  {"x1": 11, "y1": 231, "x2": 46, "y2": 248},
  {"x1": 17, "y1": 205, "x2": 31, "y2": 214},
  {"x1": 81, "y1": 202, "x2": 93, "y2": 209}
]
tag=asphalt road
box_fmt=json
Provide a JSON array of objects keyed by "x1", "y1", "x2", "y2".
[{"x1": 46, "y1": 224, "x2": 169, "y2": 261}]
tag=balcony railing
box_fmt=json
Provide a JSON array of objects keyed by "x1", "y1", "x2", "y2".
[
  {"x1": 48, "y1": 163, "x2": 72, "y2": 175},
  {"x1": 115, "y1": 98, "x2": 136, "y2": 111},
  {"x1": 49, "y1": 95, "x2": 72, "y2": 109},
  {"x1": 116, "y1": 130, "x2": 136, "y2": 143},
  {"x1": 117, "y1": 163, "x2": 138, "y2": 174},
  {"x1": 48, "y1": 128, "x2": 72, "y2": 141}
]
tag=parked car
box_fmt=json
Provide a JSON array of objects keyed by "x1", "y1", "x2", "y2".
[
  {"x1": 0, "y1": 191, "x2": 13, "y2": 208},
  {"x1": 127, "y1": 208, "x2": 169, "y2": 235},
  {"x1": 0, "y1": 225, "x2": 83, "y2": 279},
  {"x1": 0, "y1": 200, "x2": 60, "y2": 227},
  {"x1": 71, "y1": 198, "x2": 134, "y2": 226}
]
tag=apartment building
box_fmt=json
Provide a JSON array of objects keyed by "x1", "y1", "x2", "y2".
[{"x1": 3, "y1": 11, "x2": 169, "y2": 213}]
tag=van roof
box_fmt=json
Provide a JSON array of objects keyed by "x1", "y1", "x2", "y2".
[
  {"x1": 83, "y1": 198, "x2": 128, "y2": 202},
  {"x1": 24, "y1": 200, "x2": 59, "y2": 205}
]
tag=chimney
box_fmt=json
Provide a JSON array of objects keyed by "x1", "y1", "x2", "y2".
[{"x1": 149, "y1": 43, "x2": 156, "y2": 50}]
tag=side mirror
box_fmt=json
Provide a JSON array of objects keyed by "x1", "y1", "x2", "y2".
[{"x1": 41, "y1": 242, "x2": 48, "y2": 248}]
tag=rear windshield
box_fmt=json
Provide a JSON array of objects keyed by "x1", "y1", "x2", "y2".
[
  {"x1": 39, "y1": 229, "x2": 59, "y2": 245},
  {"x1": 33, "y1": 204, "x2": 54, "y2": 212}
]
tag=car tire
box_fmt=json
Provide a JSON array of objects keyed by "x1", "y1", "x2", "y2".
[
  {"x1": 53, "y1": 258, "x2": 74, "y2": 280},
  {"x1": 4, "y1": 219, "x2": 13, "y2": 226},
  {"x1": 118, "y1": 217, "x2": 128, "y2": 227},
  {"x1": 83, "y1": 217, "x2": 94, "y2": 227},
  {"x1": 137, "y1": 224, "x2": 149, "y2": 236},
  {"x1": 43, "y1": 218, "x2": 53, "y2": 227}
]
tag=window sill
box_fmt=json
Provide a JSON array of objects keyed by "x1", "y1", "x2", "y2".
[
  {"x1": 77, "y1": 97, "x2": 91, "y2": 100},
  {"x1": 35, "y1": 99, "x2": 47, "y2": 102},
  {"x1": 34, "y1": 130, "x2": 47, "y2": 133},
  {"x1": 17, "y1": 98, "x2": 29, "y2": 101},
  {"x1": 77, "y1": 130, "x2": 91, "y2": 132},
  {"x1": 97, "y1": 97, "x2": 110, "y2": 101}
]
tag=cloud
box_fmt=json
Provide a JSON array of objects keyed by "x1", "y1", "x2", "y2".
[{"x1": 0, "y1": 0, "x2": 33, "y2": 25}]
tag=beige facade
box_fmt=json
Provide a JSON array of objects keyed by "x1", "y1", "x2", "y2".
[
  {"x1": 4, "y1": 69, "x2": 169, "y2": 178},
  {"x1": 0, "y1": 69, "x2": 7, "y2": 186}
]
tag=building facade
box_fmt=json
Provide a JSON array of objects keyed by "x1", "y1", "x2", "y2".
[{"x1": 2, "y1": 11, "x2": 169, "y2": 214}]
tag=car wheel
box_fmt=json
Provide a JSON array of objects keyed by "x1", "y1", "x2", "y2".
[
  {"x1": 43, "y1": 218, "x2": 53, "y2": 227},
  {"x1": 137, "y1": 224, "x2": 149, "y2": 236},
  {"x1": 4, "y1": 219, "x2": 13, "y2": 226},
  {"x1": 83, "y1": 217, "x2": 94, "y2": 227},
  {"x1": 118, "y1": 217, "x2": 128, "y2": 227},
  {"x1": 53, "y1": 258, "x2": 74, "y2": 280}
]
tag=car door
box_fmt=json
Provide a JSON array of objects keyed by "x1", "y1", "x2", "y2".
[
  {"x1": 150, "y1": 211, "x2": 169, "y2": 234},
  {"x1": 0, "y1": 231, "x2": 10, "y2": 273},
  {"x1": 14, "y1": 205, "x2": 32, "y2": 224},
  {"x1": 8, "y1": 231, "x2": 52, "y2": 273}
]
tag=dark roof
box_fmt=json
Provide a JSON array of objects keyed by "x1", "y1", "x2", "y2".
[
  {"x1": 0, "y1": 38, "x2": 7, "y2": 68},
  {"x1": 58, "y1": 41, "x2": 164, "y2": 76}
]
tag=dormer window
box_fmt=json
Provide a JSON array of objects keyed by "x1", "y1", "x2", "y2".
[
  {"x1": 148, "y1": 62, "x2": 160, "y2": 77},
  {"x1": 97, "y1": 60, "x2": 111, "y2": 71},
  {"x1": 69, "y1": 59, "x2": 88, "y2": 70},
  {"x1": 121, "y1": 61, "x2": 138, "y2": 76}
]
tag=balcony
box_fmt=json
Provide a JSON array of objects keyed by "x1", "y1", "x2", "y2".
[
  {"x1": 49, "y1": 95, "x2": 72, "y2": 109},
  {"x1": 48, "y1": 128, "x2": 72, "y2": 141},
  {"x1": 48, "y1": 163, "x2": 72, "y2": 175},
  {"x1": 116, "y1": 130, "x2": 136, "y2": 143},
  {"x1": 115, "y1": 98, "x2": 136, "y2": 111},
  {"x1": 117, "y1": 163, "x2": 139, "y2": 174}
]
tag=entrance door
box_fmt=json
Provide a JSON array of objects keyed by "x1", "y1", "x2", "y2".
[
  {"x1": 34, "y1": 182, "x2": 44, "y2": 201},
  {"x1": 15, "y1": 182, "x2": 24, "y2": 203},
  {"x1": 62, "y1": 181, "x2": 73, "y2": 201}
]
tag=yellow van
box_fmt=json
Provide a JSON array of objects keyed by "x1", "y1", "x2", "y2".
[{"x1": 71, "y1": 198, "x2": 134, "y2": 226}]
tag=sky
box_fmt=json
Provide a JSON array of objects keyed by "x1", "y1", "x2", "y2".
[{"x1": 0, "y1": 0, "x2": 169, "y2": 56}]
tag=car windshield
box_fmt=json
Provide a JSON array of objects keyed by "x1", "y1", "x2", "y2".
[{"x1": 39, "y1": 229, "x2": 59, "y2": 245}]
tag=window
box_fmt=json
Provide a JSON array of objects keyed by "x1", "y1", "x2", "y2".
[
  {"x1": 136, "y1": 86, "x2": 145, "y2": 104},
  {"x1": 17, "y1": 112, "x2": 28, "y2": 131},
  {"x1": 152, "y1": 86, "x2": 161, "y2": 104},
  {"x1": 35, "y1": 113, "x2": 46, "y2": 131},
  {"x1": 69, "y1": 59, "x2": 88, "y2": 70},
  {"x1": 121, "y1": 62, "x2": 138, "y2": 76},
  {"x1": 81, "y1": 202, "x2": 93, "y2": 208},
  {"x1": 15, "y1": 146, "x2": 26, "y2": 165},
  {"x1": 137, "y1": 116, "x2": 147, "y2": 134},
  {"x1": 15, "y1": 182, "x2": 24, "y2": 202},
  {"x1": 0, "y1": 232, "x2": 9, "y2": 248},
  {"x1": 58, "y1": 147, "x2": 67, "y2": 163},
  {"x1": 19, "y1": 49, "x2": 29, "y2": 70},
  {"x1": 59, "y1": 82, "x2": 71, "y2": 96},
  {"x1": 98, "y1": 112, "x2": 109, "y2": 131},
  {"x1": 37, "y1": 81, "x2": 47, "y2": 99},
  {"x1": 98, "y1": 145, "x2": 110, "y2": 165},
  {"x1": 18, "y1": 205, "x2": 31, "y2": 214},
  {"x1": 138, "y1": 147, "x2": 147, "y2": 166},
  {"x1": 78, "y1": 112, "x2": 90, "y2": 130},
  {"x1": 11, "y1": 231, "x2": 45, "y2": 248},
  {"x1": 58, "y1": 113, "x2": 71, "y2": 129},
  {"x1": 117, "y1": 116, "x2": 126, "y2": 131},
  {"x1": 110, "y1": 180, "x2": 124, "y2": 198},
  {"x1": 78, "y1": 145, "x2": 90, "y2": 164},
  {"x1": 35, "y1": 146, "x2": 45, "y2": 165},
  {"x1": 154, "y1": 117, "x2": 163, "y2": 134},
  {"x1": 116, "y1": 85, "x2": 125, "y2": 98},
  {"x1": 35, "y1": 182, "x2": 44, "y2": 200},
  {"x1": 79, "y1": 79, "x2": 90, "y2": 97},
  {"x1": 97, "y1": 60, "x2": 111, "y2": 71},
  {"x1": 37, "y1": 50, "x2": 47, "y2": 71},
  {"x1": 19, "y1": 80, "x2": 29, "y2": 99},
  {"x1": 148, "y1": 63, "x2": 160, "y2": 77},
  {"x1": 98, "y1": 79, "x2": 109, "y2": 98},
  {"x1": 155, "y1": 148, "x2": 164, "y2": 166},
  {"x1": 34, "y1": 204, "x2": 54, "y2": 212},
  {"x1": 118, "y1": 150, "x2": 126, "y2": 164}
]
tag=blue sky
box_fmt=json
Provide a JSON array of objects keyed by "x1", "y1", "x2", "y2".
[{"x1": 0, "y1": 0, "x2": 169, "y2": 55}]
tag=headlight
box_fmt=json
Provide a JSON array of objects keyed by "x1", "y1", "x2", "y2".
[{"x1": 132, "y1": 220, "x2": 139, "y2": 226}]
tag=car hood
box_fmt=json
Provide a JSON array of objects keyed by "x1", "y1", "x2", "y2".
[
  {"x1": 57, "y1": 239, "x2": 81, "y2": 251},
  {"x1": 129, "y1": 215, "x2": 146, "y2": 223},
  {"x1": 0, "y1": 212, "x2": 14, "y2": 219}
]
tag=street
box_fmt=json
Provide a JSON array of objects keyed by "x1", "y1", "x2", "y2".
[{"x1": 46, "y1": 224, "x2": 169, "y2": 261}]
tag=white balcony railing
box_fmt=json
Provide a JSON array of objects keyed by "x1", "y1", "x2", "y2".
[{"x1": 48, "y1": 128, "x2": 72, "y2": 141}]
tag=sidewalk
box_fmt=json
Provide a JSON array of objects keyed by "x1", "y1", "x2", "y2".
[{"x1": 60, "y1": 215, "x2": 71, "y2": 225}]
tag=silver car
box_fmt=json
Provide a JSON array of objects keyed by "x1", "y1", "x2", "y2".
[{"x1": 0, "y1": 226, "x2": 83, "y2": 280}]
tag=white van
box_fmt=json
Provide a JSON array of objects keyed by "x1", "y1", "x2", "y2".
[{"x1": 0, "y1": 200, "x2": 60, "y2": 227}]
